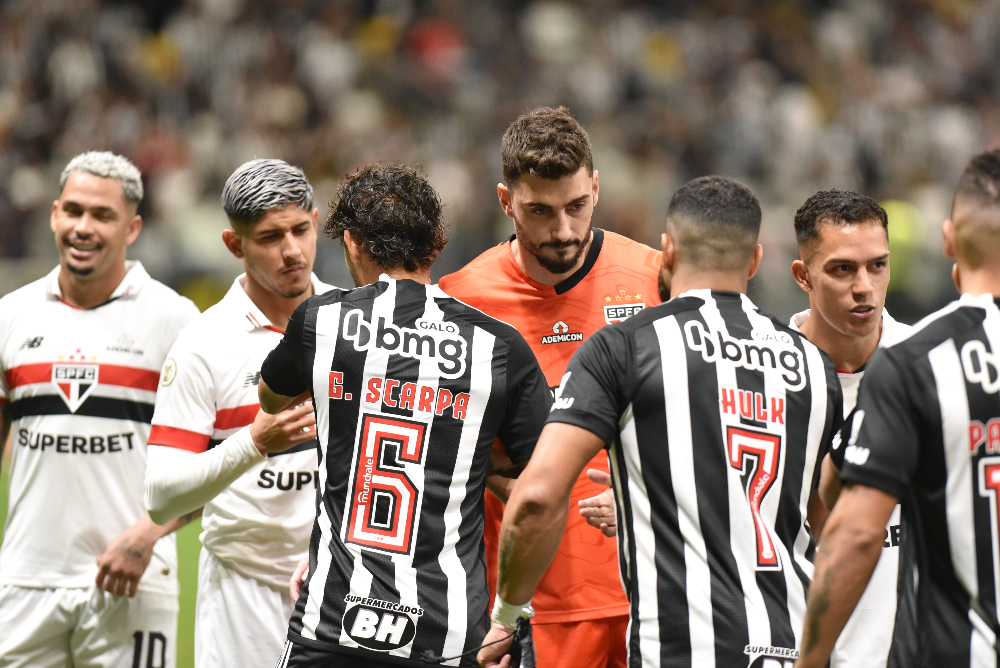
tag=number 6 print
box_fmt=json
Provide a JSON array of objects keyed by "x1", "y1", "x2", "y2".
[
  {"x1": 346, "y1": 415, "x2": 427, "y2": 555},
  {"x1": 727, "y1": 426, "x2": 782, "y2": 570}
]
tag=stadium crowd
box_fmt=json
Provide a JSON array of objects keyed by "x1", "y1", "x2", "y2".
[{"x1": 1, "y1": 0, "x2": 999, "y2": 320}]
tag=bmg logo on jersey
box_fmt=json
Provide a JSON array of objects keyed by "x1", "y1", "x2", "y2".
[
  {"x1": 343, "y1": 309, "x2": 467, "y2": 379},
  {"x1": 342, "y1": 596, "x2": 421, "y2": 651},
  {"x1": 683, "y1": 321, "x2": 805, "y2": 391},
  {"x1": 961, "y1": 339, "x2": 1000, "y2": 394},
  {"x1": 52, "y1": 363, "x2": 98, "y2": 412}
]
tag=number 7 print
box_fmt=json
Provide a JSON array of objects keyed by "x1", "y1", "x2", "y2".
[{"x1": 728, "y1": 425, "x2": 782, "y2": 570}]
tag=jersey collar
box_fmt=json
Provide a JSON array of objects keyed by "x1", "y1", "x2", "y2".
[
  {"x1": 788, "y1": 307, "x2": 911, "y2": 373},
  {"x1": 231, "y1": 272, "x2": 332, "y2": 333},
  {"x1": 46, "y1": 261, "x2": 149, "y2": 309}
]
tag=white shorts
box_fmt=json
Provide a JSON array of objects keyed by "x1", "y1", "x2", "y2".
[
  {"x1": 0, "y1": 584, "x2": 177, "y2": 668},
  {"x1": 831, "y1": 504, "x2": 902, "y2": 668},
  {"x1": 195, "y1": 548, "x2": 295, "y2": 668}
]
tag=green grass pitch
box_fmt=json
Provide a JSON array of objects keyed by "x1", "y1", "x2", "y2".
[{"x1": 0, "y1": 446, "x2": 201, "y2": 668}]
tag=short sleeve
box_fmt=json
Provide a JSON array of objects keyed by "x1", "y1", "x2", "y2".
[
  {"x1": 838, "y1": 349, "x2": 919, "y2": 501},
  {"x1": 148, "y1": 334, "x2": 216, "y2": 453},
  {"x1": 260, "y1": 299, "x2": 309, "y2": 398},
  {"x1": 495, "y1": 334, "x2": 553, "y2": 464},
  {"x1": 545, "y1": 326, "x2": 630, "y2": 445}
]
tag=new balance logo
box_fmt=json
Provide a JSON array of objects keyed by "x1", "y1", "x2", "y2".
[
  {"x1": 244, "y1": 371, "x2": 261, "y2": 387},
  {"x1": 20, "y1": 337, "x2": 43, "y2": 349}
]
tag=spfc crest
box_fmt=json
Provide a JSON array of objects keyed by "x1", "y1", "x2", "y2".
[{"x1": 52, "y1": 364, "x2": 99, "y2": 412}]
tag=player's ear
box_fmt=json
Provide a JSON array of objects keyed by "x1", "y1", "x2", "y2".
[
  {"x1": 222, "y1": 228, "x2": 244, "y2": 259},
  {"x1": 591, "y1": 169, "x2": 599, "y2": 207},
  {"x1": 942, "y1": 219, "x2": 956, "y2": 259},
  {"x1": 49, "y1": 199, "x2": 59, "y2": 233},
  {"x1": 497, "y1": 183, "x2": 514, "y2": 219},
  {"x1": 311, "y1": 207, "x2": 319, "y2": 231},
  {"x1": 747, "y1": 244, "x2": 763, "y2": 280},
  {"x1": 791, "y1": 258, "x2": 811, "y2": 293},
  {"x1": 125, "y1": 214, "x2": 142, "y2": 246}
]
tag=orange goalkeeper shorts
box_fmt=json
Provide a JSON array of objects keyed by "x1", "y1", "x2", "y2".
[{"x1": 531, "y1": 615, "x2": 629, "y2": 668}]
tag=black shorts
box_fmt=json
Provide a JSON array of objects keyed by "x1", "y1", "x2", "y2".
[{"x1": 275, "y1": 638, "x2": 436, "y2": 668}]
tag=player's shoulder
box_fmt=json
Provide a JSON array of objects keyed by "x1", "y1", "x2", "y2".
[
  {"x1": 438, "y1": 241, "x2": 511, "y2": 293},
  {"x1": 883, "y1": 296, "x2": 991, "y2": 356},
  {"x1": 0, "y1": 270, "x2": 51, "y2": 311},
  {"x1": 433, "y1": 285, "x2": 524, "y2": 343},
  {"x1": 597, "y1": 230, "x2": 661, "y2": 275}
]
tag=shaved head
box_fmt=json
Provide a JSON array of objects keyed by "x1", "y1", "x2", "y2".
[
  {"x1": 666, "y1": 176, "x2": 761, "y2": 272},
  {"x1": 952, "y1": 150, "x2": 1000, "y2": 268}
]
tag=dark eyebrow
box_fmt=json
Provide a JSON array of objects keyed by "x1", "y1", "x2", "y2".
[
  {"x1": 62, "y1": 201, "x2": 116, "y2": 216},
  {"x1": 824, "y1": 253, "x2": 889, "y2": 266},
  {"x1": 523, "y1": 195, "x2": 590, "y2": 209}
]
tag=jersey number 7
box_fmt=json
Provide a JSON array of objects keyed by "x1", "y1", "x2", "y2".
[
  {"x1": 346, "y1": 415, "x2": 427, "y2": 555},
  {"x1": 728, "y1": 426, "x2": 782, "y2": 571}
]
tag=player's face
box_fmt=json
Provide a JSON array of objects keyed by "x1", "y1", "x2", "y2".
[
  {"x1": 50, "y1": 172, "x2": 141, "y2": 280},
  {"x1": 501, "y1": 167, "x2": 598, "y2": 275},
  {"x1": 241, "y1": 204, "x2": 318, "y2": 299},
  {"x1": 798, "y1": 220, "x2": 890, "y2": 339}
]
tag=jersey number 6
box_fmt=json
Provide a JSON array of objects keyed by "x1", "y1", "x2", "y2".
[
  {"x1": 346, "y1": 414, "x2": 427, "y2": 555},
  {"x1": 728, "y1": 426, "x2": 782, "y2": 571}
]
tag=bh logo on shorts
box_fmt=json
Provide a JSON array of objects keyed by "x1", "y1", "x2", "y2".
[
  {"x1": 52, "y1": 363, "x2": 98, "y2": 412},
  {"x1": 343, "y1": 595, "x2": 421, "y2": 651}
]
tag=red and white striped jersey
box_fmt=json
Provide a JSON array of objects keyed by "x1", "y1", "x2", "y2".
[
  {"x1": 0, "y1": 262, "x2": 199, "y2": 594},
  {"x1": 147, "y1": 274, "x2": 333, "y2": 591}
]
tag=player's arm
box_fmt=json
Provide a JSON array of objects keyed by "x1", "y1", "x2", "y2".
[
  {"x1": 485, "y1": 442, "x2": 526, "y2": 505},
  {"x1": 0, "y1": 401, "x2": 9, "y2": 462},
  {"x1": 259, "y1": 300, "x2": 312, "y2": 415},
  {"x1": 479, "y1": 423, "x2": 607, "y2": 667},
  {"x1": 795, "y1": 482, "x2": 898, "y2": 668}
]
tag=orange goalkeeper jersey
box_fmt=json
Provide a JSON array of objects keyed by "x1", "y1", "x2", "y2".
[{"x1": 438, "y1": 228, "x2": 661, "y2": 623}]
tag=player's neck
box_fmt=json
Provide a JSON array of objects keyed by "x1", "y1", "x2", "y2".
[
  {"x1": 668, "y1": 268, "x2": 749, "y2": 299},
  {"x1": 57, "y1": 259, "x2": 128, "y2": 309},
  {"x1": 954, "y1": 263, "x2": 1000, "y2": 298},
  {"x1": 242, "y1": 273, "x2": 313, "y2": 333},
  {"x1": 510, "y1": 232, "x2": 593, "y2": 287},
  {"x1": 799, "y1": 310, "x2": 881, "y2": 373}
]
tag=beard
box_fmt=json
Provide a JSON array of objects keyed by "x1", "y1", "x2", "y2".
[
  {"x1": 66, "y1": 263, "x2": 94, "y2": 276},
  {"x1": 658, "y1": 270, "x2": 670, "y2": 302},
  {"x1": 513, "y1": 218, "x2": 592, "y2": 275}
]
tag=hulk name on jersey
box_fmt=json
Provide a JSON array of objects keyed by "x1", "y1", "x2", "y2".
[
  {"x1": 261, "y1": 276, "x2": 551, "y2": 665},
  {"x1": 147, "y1": 274, "x2": 332, "y2": 590},
  {"x1": 0, "y1": 262, "x2": 198, "y2": 592}
]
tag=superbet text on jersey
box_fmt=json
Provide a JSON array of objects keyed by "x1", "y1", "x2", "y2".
[
  {"x1": 438, "y1": 228, "x2": 661, "y2": 626},
  {"x1": 0, "y1": 262, "x2": 198, "y2": 592},
  {"x1": 147, "y1": 274, "x2": 333, "y2": 591}
]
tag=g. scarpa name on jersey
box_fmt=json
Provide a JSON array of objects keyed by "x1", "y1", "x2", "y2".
[
  {"x1": 684, "y1": 320, "x2": 805, "y2": 391},
  {"x1": 17, "y1": 428, "x2": 135, "y2": 454},
  {"x1": 343, "y1": 310, "x2": 467, "y2": 379}
]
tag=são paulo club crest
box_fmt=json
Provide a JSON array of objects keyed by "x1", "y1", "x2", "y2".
[{"x1": 52, "y1": 363, "x2": 99, "y2": 412}]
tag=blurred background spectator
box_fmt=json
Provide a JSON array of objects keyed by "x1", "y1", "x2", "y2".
[{"x1": 1, "y1": 0, "x2": 997, "y2": 323}]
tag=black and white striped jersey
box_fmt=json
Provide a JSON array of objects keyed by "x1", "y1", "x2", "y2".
[
  {"x1": 260, "y1": 275, "x2": 551, "y2": 667},
  {"x1": 548, "y1": 289, "x2": 843, "y2": 668},
  {"x1": 838, "y1": 293, "x2": 1000, "y2": 668}
]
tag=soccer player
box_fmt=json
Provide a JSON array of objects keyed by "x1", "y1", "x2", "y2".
[
  {"x1": 479, "y1": 176, "x2": 844, "y2": 668},
  {"x1": 0, "y1": 151, "x2": 200, "y2": 668},
  {"x1": 142, "y1": 159, "x2": 333, "y2": 668},
  {"x1": 794, "y1": 153, "x2": 1000, "y2": 667},
  {"x1": 255, "y1": 163, "x2": 552, "y2": 668},
  {"x1": 438, "y1": 106, "x2": 660, "y2": 668},
  {"x1": 788, "y1": 190, "x2": 910, "y2": 668}
]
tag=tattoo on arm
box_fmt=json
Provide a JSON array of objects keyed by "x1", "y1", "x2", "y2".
[{"x1": 496, "y1": 529, "x2": 514, "y2": 595}]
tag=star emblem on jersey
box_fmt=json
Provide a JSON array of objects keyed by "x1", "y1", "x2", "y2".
[
  {"x1": 542, "y1": 321, "x2": 583, "y2": 345},
  {"x1": 52, "y1": 363, "x2": 99, "y2": 412}
]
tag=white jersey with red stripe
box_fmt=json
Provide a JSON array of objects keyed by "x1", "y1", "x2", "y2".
[
  {"x1": 147, "y1": 274, "x2": 333, "y2": 591},
  {"x1": 0, "y1": 262, "x2": 199, "y2": 594}
]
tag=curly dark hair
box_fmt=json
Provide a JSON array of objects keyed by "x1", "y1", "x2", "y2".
[
  {"x1": 501, "y1": 106, "x2": 593, "y2": 185},
  {"x1": 324, "y1": 163, "x2": 448, "y2": 272},
  {"x1": 794, "y1": 189, "x2": 888, "y2": 249}
]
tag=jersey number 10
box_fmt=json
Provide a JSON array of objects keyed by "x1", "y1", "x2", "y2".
[{"x1": 345, "y1": 415, "x2": 427, "y2": 555}]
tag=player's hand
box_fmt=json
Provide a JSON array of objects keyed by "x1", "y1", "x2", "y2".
[
  {"x1": 578, "y1": 468, "x2": 616, "y2": 537},
  {"x1": 95, "y1": 515, "x2": 160, "y2": 597},
  {"x1": 249, "y1": 396, "x2": 316, "y2": 457},
  {"x1": 289, "y1": 555, "x2": 309, "y2": 601},
  {"x1": 477, "y1": 622, "x2": 515, "y2": 668}
]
